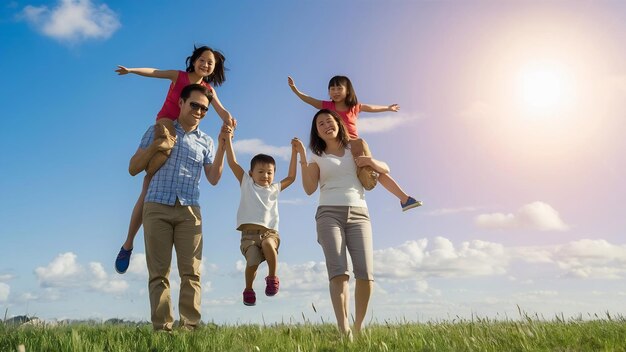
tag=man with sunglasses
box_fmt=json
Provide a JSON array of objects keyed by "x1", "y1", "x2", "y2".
[{"x1": 128, "y1": 83, "x2": 228, "y2": 332}]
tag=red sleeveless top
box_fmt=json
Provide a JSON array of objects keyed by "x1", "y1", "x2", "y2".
[{"x1": 156, "y1": 71, "x2": 213, "y2": 120}]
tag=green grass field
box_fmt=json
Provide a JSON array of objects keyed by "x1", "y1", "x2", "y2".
[{"x1": 2, "y1": 313, "x2": 626, "y2": 351}]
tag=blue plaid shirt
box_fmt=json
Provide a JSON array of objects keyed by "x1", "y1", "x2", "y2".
[{"x1": 140, "y1": 121, "x2": 214, "y2": 207}]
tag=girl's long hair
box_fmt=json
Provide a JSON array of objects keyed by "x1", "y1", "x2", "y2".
[
  {"x1": 328, "y1": 75, "x2": 358, "y2": 108},
  {"x1": 309, "y1": 109, "x2": 350, "y2": 156},
  {"x1": 186, "y1": 45, "x2": 226, "y2": 87}
]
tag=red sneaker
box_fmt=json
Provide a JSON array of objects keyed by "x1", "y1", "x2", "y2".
[
  {"x1": 243, "y1": 289, "x2": 256, "y2": 306},
  {"x1": 265, "y1": 276, "x2": 279, "y2": 296}
]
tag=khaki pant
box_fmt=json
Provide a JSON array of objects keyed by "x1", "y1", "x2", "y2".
[
  {"x1": 143, "y1": 201, "x2": 203, "y2": 331},
  {"x1": 315, "y1": 206, "x2": 374, "y2": 281},
  {"x1": 239, "y1": 227, "x2": 281, "y2": 266}
]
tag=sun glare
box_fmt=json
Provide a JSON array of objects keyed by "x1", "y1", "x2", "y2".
[{"x1": 517, "y1": 64, "x2": 571, "y2": 115}]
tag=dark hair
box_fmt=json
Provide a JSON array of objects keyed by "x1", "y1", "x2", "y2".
[
  {"x1": 180, "y1": 83, "x2": 213, "y2": 104},
  {"x1": 250, "y1": 154, "x2": 276, "y2": 171},
  {"x1": 309, "y1": 109, "x2": 350, "y2": 156},
  {"x1": 328, "y1": 75, "x2": 358, "y2": 108},
  {"x1": 186, "y1": 45, "x2": 226, "y2": 87}
]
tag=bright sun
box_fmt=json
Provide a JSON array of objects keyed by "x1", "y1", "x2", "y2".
[{"x1": 517, "y1": 63, "x2": 572, "y2": 115}]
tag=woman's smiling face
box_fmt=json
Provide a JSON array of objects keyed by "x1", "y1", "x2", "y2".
[{"x1": 315, "y1": 113, "x2": 339, "y2": 141}]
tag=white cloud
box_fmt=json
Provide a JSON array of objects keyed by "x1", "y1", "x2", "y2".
[
  {"x1": 278, "y1": 261, "x2": 328, "y2": 291},
  {"x1": 512, "y1": 246, "x2": 554, "y2": 264},
  {"x1": 375, "y1": 239, "x2": 428, "y2": 279},
  {"x1": 35, "y1": 252, "x2": 129, "y2": 294},
  {"x1": 88, "y1": 262, "x2": 128, "y2": 294},
  {"x1": 126, "y1": 253, "x2": 147, "y2": 276},
  {"x1": 551, "y1": 239, "x2": 626, "y2": 279},
  {"x1": 233, "y1": 139, "x2": 292, "y2": 161},
  {"x1": 0, "y1": 283, "x2": 10, "y2": 302},
  {"x1": 358, "y1": 113, "x2": 419, "y2": 134},
  {"x1": 204, "y1": 298, "x2": 238, "y2": 306},
  {"x1": 426, "y1": 206, "x2": 479, "y2": 216},
  {"x1": 509, "y1": 239, "x2": 626, "y2": 279},
  {"x1": 18, "y1": 292, "x2": 39, "y2": 302},
  {"x1": 35, "y1": 252, "x2": 83, "y2": 287},
  {"x1": 514, "y1": 290, "x2": 559, "y2": 301},
  {"x1": 202, "y1": 281, "x2": 213, "y2": 293},
  {"x1": 235, "y1": 260, "x2": 246, "y2": 273},
  {"x1": 200, "y1": 259, "x2": 219, "y2": 276},
  {"x1": 41, "y1": 288, "x2": 62, "y2": 301},
  {"x1": 370, "y1": 236, "x2": 626, "y2": 282},
  {"x1": 20, "y1": 0, "x2": 120, "y2": 43},
  {"x1": 0, "y1": 274, "x2": 14, "y2": 281},
  {"x1": 475, "y1": 201, "x2": 569, "y2": 231},
  {"x1": 375, "y1": 237, "x2": 509, "y2": 280},
  {"x1": 232, "y1": 260, "x2": 328, "y2": 292}
]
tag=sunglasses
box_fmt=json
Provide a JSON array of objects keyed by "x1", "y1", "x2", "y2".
[{"x1": 189, "y1": 101, "x2": 209, "y2": 113}]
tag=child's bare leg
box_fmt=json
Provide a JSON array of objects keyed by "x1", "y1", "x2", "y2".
[
  {"x1": 146, "y1": 151, "x2": 170, "y2": 176},
  {"x1": 349, "y1": 139, "x2": 365, "y2": 158},
  {"x1": 245, "y1": 264, "x2": 258, "y2": 290},
  {"x1": 352, "y1": 139, "x2": 422, "y2": 209},
  {"x1": 378, "y1": 173, "x2": 410, "y2": 203},
  {"x1": 123, "y1": 174, "x2": 152, "y2": 250},
  {"x1": 261, "y1": 238, "x2": 278, "y2": 277},
  {"x1": 116, "y1": 174, "x2": 152, "y2": 274},
  {"x1": 146, "y1": 119, "x2": 176, "y2": 175},
  {"x1": 350, "y1": 139, "x2": 378, "y2": 191},
  {"x1": 380, "y1": 170, "x2": 423, "y2": 210}
]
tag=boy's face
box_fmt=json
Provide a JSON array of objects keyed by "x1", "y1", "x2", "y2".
[{"x1": 249, "y1": 162, "x2": 275, "y2": 187}]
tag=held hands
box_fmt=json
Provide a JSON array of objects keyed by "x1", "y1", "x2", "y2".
[
  {"x1": 115, "y1": 65, "x2": 130, "y2": 75},
  {"x1": 219, "y1": 124, "x2": 234, "y2": 145},
  {"x1": 226, "y1": 116, "x2": 238, "y2": 130},
  {"x1": 292, "y1": 137, "x2": 305, "y2": 152},
  {"x1": 290, "y1": 137, "x2": 301, "y2": 151},
  {"x1": 388, "y1": 104, "x2": 400, "y2": 112},
  {"x1": 292, "y1": 137, "x2": 306, "y2": 160}
]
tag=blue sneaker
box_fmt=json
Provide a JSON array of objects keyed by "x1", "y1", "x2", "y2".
[
  {"x1": 401, "y1": 197, "x2": 423, "y2": 212},
  {"x1": 115, "y1": 247, "x2": 133, "y2": 274}
]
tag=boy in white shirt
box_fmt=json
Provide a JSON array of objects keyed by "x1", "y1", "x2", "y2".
[{"x1": 223, "y1": 131, "x2": 299, "y2": 306}]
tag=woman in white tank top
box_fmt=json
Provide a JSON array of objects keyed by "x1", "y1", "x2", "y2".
[{"x1": 293, "y1": 109, "x2": 391, "y2": 339}]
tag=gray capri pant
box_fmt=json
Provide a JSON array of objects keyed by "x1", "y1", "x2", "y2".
[{"x1": 315, "y1": 206, "x2": 374, "y2": 281}]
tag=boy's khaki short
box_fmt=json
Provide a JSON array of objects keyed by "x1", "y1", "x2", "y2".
[{"x1": 239, "y1": 227, "x2": 280, "y2": 267}]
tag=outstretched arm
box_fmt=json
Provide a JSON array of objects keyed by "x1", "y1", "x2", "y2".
[
  {"x1": 293, "y1": 138, "x2": 319, "y2": 195},
  {"x1": 223, "y1": 126, "x2": 245, "y2": 184},
  {"x1": 210, "y1": 89, "x2": 237, "y2": 129},
  {"x1": 355, "y1": 155, "x2": 390, "y2": 175},
  {"x1": 280, "y1": 138, "x2": 299, "y2": 190},
  {"x1": 287, "y1": 76, "x2": 323, "y2": 109},
  {"x1": 204, "y1": 125, "x2": 230, "y2": 186},
  {"x1": 360, "y1": 103, "x2": 400, "y2": 113},
  {"x1": 115, "y1": 66, "x2": 179, "y2": 81}
]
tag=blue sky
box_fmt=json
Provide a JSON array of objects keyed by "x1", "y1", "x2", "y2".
[{"x1": 1, "y1": 0, "x2": 626, "y2": 324}]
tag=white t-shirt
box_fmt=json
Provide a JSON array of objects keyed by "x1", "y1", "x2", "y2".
[
  {"x1": 310, "y1": 148, "x2": 366, "y2": 207},
  {"x1": 236, "y1": 173, "x2": 282, "y2": 231}
]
